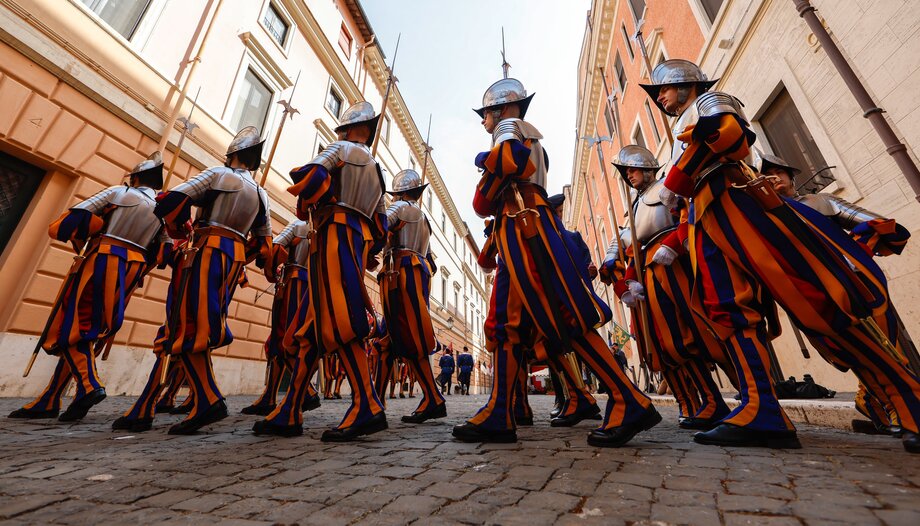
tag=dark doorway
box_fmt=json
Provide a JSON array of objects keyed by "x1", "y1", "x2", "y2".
[{"x1": 0, "y1": 151, "x2": 45, "y2": 256}]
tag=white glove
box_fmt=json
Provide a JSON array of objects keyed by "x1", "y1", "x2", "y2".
[
  {"x1": 652, "y1": 245, "x2": 678, "y2": 266},
  {"x1": 620, "y1": 280, "x2": 646, "y2": 308},
  {"x1": 659, "y1": 186, "x2": 679, "y2": 209}
]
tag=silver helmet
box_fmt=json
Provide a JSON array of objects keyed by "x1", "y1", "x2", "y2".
[
  {"x1": 128, "y1": 151, "x2": 164, "y2": 189},
  {"x1": 611, "y1": 145, "x2": 661, "y2": 188},
  {"x1": 639, "y1": 59, "x2": 718, "y2": 117},
  {"x1": 696, "y1": 91, "x2": 748, "y2": 123},
  {"x1": 226, "y1": 126, "x2": 265, "y2": 156},
  {"x1": 334, "y1": 101, "x2": 381, "y2": 145},
  {"x1": 473, "y1": 78, "x2": 535, "y2": 118},
  {"x1": 758, "y1": 152, "x2": 801, "y2": 176},
  {"x1": 388, "y1": 168, "x2": 428, "y2": 195}
]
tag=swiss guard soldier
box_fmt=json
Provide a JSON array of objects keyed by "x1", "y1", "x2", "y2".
[
  {"x1": 150, "y1": 126, "x2": 273, "y2": 435},
  {"x1": 458, "y1": 347, "x2": 474, "y2": 395},
  {"x1": 764, "y1": 153, "x2": 912, "y2": 436},
  {"x1": 438, "y1": 347, "x2": 455, "y2": 395},
  {"x1": 10, "y1": 153, "x2": 167, "y2": 422},
  {"x1": 659, "y1": 82, "x2": 920, "y2": 452},
  {"x1": 453, "y1": 78, "x2": 659, "y2": 446},
  {"x1": 378, "y1": 169, "x2": 446, "y2": 423},
  {"x1": 600, "y1": 145, "x2": 733, "y2": 431},
  {"x1": 242, "y1": 219, "x2": 321, "y2": 416},
  {"x1": 253, "y1": 101, "x2": 388, "y2": 441}
]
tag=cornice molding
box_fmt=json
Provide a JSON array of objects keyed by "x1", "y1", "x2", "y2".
[{"x1": 238, "y1": 31, "x2": 294, "y2": 90}]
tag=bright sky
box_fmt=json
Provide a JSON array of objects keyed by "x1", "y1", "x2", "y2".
[{"x1": 362, "y1": 0, "x2": 590, "y2": 241}]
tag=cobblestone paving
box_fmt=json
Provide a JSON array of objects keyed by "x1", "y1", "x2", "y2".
[{"x1": 0, "y1": 395, "x2": 918, "y2": 525}]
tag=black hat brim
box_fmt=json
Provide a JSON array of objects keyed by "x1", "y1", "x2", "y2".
[
  {"x1": 130, "y1": 165, "x2": 164, "y2": 190},
  {"x1": 335, "y1": 115, "x2": 381, "y2": 146},
  {"x1": 639, "y1": 80, "x2": 718, "y2": 117},
  {"x1": 473, "y1": 92, "x2": 536, "y2": 119}
]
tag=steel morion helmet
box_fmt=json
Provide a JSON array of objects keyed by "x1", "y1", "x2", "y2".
[
  {"x1": 639, "y1": 59, "x2": 718, "y2": 117},
  {"x1": 473, "y1": 78, "x2": 535, "y2": 119},
  {"x1": 611, "y1": 145, "x2": 661, "y2": 189},
  {"x1": 334, "y1": 101, "x2": 381, "y2": 146},
  {"x1": 387, "y1": 168, "x2": 428, "y2": 195},
  {"x1": 128, "y1": 151, "x2": 164, "y2": 190},
  {"x1": 226, "y1": 125, "x2": 265, "y2": 158},
  {"x1": 758, "y1": 152, "x2": 801, "y2": 177}
]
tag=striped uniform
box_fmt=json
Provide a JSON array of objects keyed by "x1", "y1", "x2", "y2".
[{"x1": 666, "y1": 112, "x2": 920, "y2": 434}]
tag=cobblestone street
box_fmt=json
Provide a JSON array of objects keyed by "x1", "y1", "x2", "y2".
[{"x1": 0, "y1": 395, "x2": 918, "y2": 525}]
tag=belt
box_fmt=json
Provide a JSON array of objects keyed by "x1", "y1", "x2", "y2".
[
  {"x1": 100, "y1": 236, "x2": 147, "y2": 255},
  {"x1": 195, "y1": 225, "x2": 246, "y2": 245}
]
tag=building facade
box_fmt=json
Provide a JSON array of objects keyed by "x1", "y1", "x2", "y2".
[
  {"x1": 0, "y1": 0, "x2": 491, "y2": 397},
  {"x1": 571, "y1": 0, "x2": 920, "y2": 392}
]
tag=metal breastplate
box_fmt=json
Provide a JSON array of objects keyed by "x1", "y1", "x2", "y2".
[
  {"x1": 386, "y1": 201, "x2": 430, "y2": 256},
  {"x1": 492, "y1": 118, "x2": 547, "y2": 189},
  {"x1": 634, "y1": 179, "x2": 677, "y2": 244},
  {"x1": 287, "y1": 221, "x2": 312, "y2": 267},
  {"x1": 197, "y1": 168, "x2": 262, "y2": 237},
  {"x1": 76, "y1": 186, "x2": 160, "y2": 251},
  {"x1": 795, "y1": 193, "x2": 882, "y2": 231},
  {"x1": 668, "y1": 100, "x2": 700, "y2": 171},
  {"x1": 328, "y1": 142, "x2": 384, "y2": 220}
]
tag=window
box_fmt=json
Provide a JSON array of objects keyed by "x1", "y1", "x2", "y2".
[
  {"x1": 760, "y1": 88, "x2": 833, "y2": 193},
  {"x1": 441, "y1": 275, "x2": 447, "y2": 305},
  {"x1": 325, "y1": 85, "x2": 343, "y2": 119},
  {"x1": 0, "y1": 152, "x2": 44, "y2": 256},
  {"x1": 590, "y1": 175, "x2": 599, "y2": 203},
  {"x1": 632, "y1": 125, "x2": 647, "y2": 149},
  {"x1": 262, "y1": 3, "x2": 289, "y2": 46},
  {"x1": 381, "y1": 115, "x2": 391, "y2": 144},
  {"x1": 621, "y1": 23, "x2": 634, "y2": 61},
  {"x1": 230, "y1": 68, "x2": 273, "y2": 133},
  {"x1": 644, "y1": 101, "x2": 661, "y2": 144},
  {"x1": 409, "y1": 157, "x2": 416, "y2": 170},
  {"x1": 441, "y1": 212, "x2": 446, "y2": 231},
  {"x1": 426, "y1": 188, "x2": 432, "y2": 209},
  {"x1": 700, "y1": 0, "x2": 725, "y2": 23},
  {"x1": 338, "y1": 23, "x2": 353, "y2": 59},
  {"x1": 613, "y1": 52, "x2": 627, "y2": 93},
  {"x1": 604, "y1": 105, "x2": 616, "y2": 137},
  {"x1": 81, "y1": 0, "x2": 151, "y2": 40},
  {"x1": 628, "y1": 0, "x2": 646, "y2": 21}
]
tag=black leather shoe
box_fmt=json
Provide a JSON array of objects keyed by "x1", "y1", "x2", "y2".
[
  {"x1": 903, "y1": 431, "x2": 920, "y2": 453},
  {"x1": 240, "y1": 404, "x2": 276, "y2": 416},
  {"x1": 154, "y1": 403, "x2": 175, "y2": 414},
  {"x1": 515, "y1": 415, "x2": 534, "y2": 426},
  {"x1": 891, "y1": 425, "x2": 904, "y2": 438},
  {"x1": 169, "y1": 402, "x2": 193, "y2": 415},
  {"x1": 168, "y1": 400, "x2": 228, "y2": 435},
  {"x1": 452, "y1": 422, "x2": 517, "y2": 443},
  {"x1": 302, "y1": 395, "x2": 321, "y2": 411},
  {"x1": 679, "y1": 416, "x2": 724, "y2": 431},
  {"x1": 550, "y1": 402, "x2": 564, "y2": 419},
  {"x1": 252, "y1": 419, "x2": 303, "y2": 437},
  {"x1": 321, "y1": 412, "x2": 387, "y2": 442},
  {"x1": 587, "y1": 407, "x2": 662, "y2": 448},
  {"x1": 111, "y1": 416, "x2": 152, "y2": 432},
  {"x1": 59, "y1": 389, "x2": 107, "y2": 422},
  {"x1": 851, "y1": 419, "x2": 891, "y2": 436},
  {"x1": 401, "y1": 403, "x2": 446, "y2": 424},
  {"x1": 8, "y1": 407, "x2": 59, "y2": 419},
  {"x1": 693, "y1": 423, "x2": 802, "y2": 449},
  {"x1": 551, "y1": 404, "x2": 602, "y2": 427}
]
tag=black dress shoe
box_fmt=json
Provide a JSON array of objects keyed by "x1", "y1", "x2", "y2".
[
  {"x1": 401, "y1": 403, "x2": 446, "y2": 424},
  {"x1": 334, "y1": 393, "x2": 343, "y2": 399},
  {"x1": 321, "y1": 412, "x2": 388, "y2": 442},
  {"x1": 851, "y1": 419, "x2": 891, "y2": 436},
  {"x1": 551, "y1": 404, "x2": 601, "y2": 428},
  {"x1": 587, "y1": 407, "x2": 662, "y2": 448},
  {"x1": 515, "y1": 415, "x2": 534, "y2": 426},
  {"x1": 679, "y1": 416, "x2": 724, "y2": 431},
  {"x1": 168, "y1": 400, "x2": 228, "y2": 435},
  {"x1": 154, "y1": 403, "x2": 175, "y2": 414},
  {"x1": 693, "y1": 423, "x2": 802, "y2": 449},
  {"x1": 891, "y1": 425, "x2": 904, "y2": 438},
  {"x1": 903, "y1": 431, "x2": 920, "y2": 453},
  {"x1": 111, "y1": 416, "x2": 152, "y2": 432},
  {"x1": 252, "y1": 419, "x2": 303, "y2": 437},
  {"x1": 452, "y1": 422, "x2": 517, "y2": 443},
  {"x1": 59, "y1": 389, "x2": 107, "y2": 422},
  {"x1": 240, "y1": 404, "x2": 276, "y2": 416},
  {"x1": 302, "y1": 395, "x2": 321, "y2": 411},
  {"x1": 550, "y1": 404, "x2": 563, "y2": 419},
  {"x1": 169, "y1": 402, "x2": 193, "y2": 415},
  {"x1": 8, "y1": 407, "x2": 59, "y2": 419}
]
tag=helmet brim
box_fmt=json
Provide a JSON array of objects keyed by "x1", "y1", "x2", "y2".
[
  {"x1": 639, "y1": 80, "x2": 718, "y2": 117},
  {"x1": 761, "y1": 159, "x2": 801, "y2": 177},
  {"x1": 473, "y1": 92, "x2": 535, "y2": 119},
  {"x1": 334, "y1": 114, "x2": 381, "y2": 146},
  {"x1": 610, "y1": 162, "x2": 660, "y2": 189},
  {"x1": 386, "y1": 182, "x2": 429, "y2": 195},
  {"x1": 129, "y1": 164, "x2": 164, "y2": 190}
]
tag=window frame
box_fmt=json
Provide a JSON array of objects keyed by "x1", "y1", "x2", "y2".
[
  {"x1": 227, "y1": 66, "x2": 276, "y2": 135},
  {"x1": 78, "y1": 0, "x2": 152, "y2": 41},
  {"x1": 324, "y1": 79, "x2": 345, "y2": 122},
  {"x1": 0, "y1": 152, "x2": 45, "y2": 257},
  {"x1": 613, "y1": 52, "x2": 628, "y2": 95},
  {"x1": 338, "y1": 22, "x2": 353, "y2": 59},
  {"x1": 260, "y1": 1, "x2": 292, "y2": 50},
  {"x1": 644, "y1": 101, "x2": 661, "y2": 145},
  {"x1": 627, "y1": 0, "x2": 646, "y2": 23},
  {"x1": 621, "y1": 22, "x2": 635, "y2": 61}
]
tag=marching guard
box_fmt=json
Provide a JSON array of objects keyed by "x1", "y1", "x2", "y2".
[
  {"x1": 146, "y1": 126, "x2": 273, "y2": 434},
  {"x1": 600, "y1": 144, "x2": 733, "y2": 430},
  {"x1": 646, "y1": 59, "x2": 920, "y2": 452},
  {"x1": 11, "y1": 153, "x2": 168, "y2": 422},
  {"x1": 253, "y1": 101, "x2": 388, "y2": 441},
  {"x1": 453, "y1": 77, "x2": 659, "y2": 446},
  {"x1": 378, "y1": 169, "x2": 446, "y2": 423}
]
